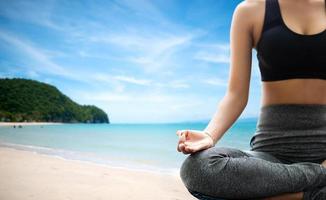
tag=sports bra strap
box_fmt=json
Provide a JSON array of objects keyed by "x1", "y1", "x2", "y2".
[{"x1": 262, "y1": 0, "x2": 283, "y2": 33}]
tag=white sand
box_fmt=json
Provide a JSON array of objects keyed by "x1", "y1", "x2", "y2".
[
  {"x1": 0, "y1": 147, "x2": 196, "y2": 200},
  {"x1": 0, "y1": 122, "x2": 63, "y2": 126}
]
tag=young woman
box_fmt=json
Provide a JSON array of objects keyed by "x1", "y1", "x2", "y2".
[{"x1": 176, "y1": 0, "x2": 326, "y2": 199}]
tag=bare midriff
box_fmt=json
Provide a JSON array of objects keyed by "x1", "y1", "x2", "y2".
[{"x1": 261, "y1": 79, "x2": 326, "y2": 106}]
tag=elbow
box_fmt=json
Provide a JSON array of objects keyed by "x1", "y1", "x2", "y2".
[{"x1": 224, "y1": 90, "x2": 248, "y2": 109}]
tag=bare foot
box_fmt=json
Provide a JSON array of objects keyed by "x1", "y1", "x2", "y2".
[
  {"x1": 322, "y1": 160, "x2": 326, "y2": 168},
  {"x1": 262, "y1": 191, "x2": 303, "y2": 200}
]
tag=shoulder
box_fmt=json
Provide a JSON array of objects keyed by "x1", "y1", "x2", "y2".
[
  {"x1": 233, "y1": 0, "x2": 265, "y2": 18},
  {"x1": 232, "y1": 0, "x2": 266, "y2": 31}
]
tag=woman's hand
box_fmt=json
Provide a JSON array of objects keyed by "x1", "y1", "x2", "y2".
[{"x1": 176, "y1": 129, "x2": 215, "y2": 154}]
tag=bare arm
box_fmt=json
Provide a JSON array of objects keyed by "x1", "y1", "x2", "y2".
[{"x1": 204, "y1": 1, "x2": 255, "y2": 145}]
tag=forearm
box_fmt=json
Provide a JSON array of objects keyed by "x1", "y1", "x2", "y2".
[{"x1": 204, "y1": 92, "x2": 247, "y2": 145}]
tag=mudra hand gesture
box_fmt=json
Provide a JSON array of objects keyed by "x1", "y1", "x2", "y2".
[{"x1": 176, "y1": 129, "x2": 215, "y2": 154}]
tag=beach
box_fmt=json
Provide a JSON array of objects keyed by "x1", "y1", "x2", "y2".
[
  {"x1": 0, "y1": 147, "x2": 196, "y2": 200},
  {"x1": 0, "y1": 120, "x2": 256, "y2": 200},
  {"x1": 0, "y1": 122, "x2": 64, "y2": 127}
]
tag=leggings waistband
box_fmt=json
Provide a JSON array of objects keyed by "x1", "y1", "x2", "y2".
[
  {"x1": 250, "y1": 103, "x2": 326, "y2": 163},
  {"x1": 257, "y1": 103, "x2": 326, "y2": 131}
]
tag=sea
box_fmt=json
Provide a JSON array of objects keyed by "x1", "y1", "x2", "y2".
[{"x1": 0, "y1": 118, "x2": 258, "y2": 176}]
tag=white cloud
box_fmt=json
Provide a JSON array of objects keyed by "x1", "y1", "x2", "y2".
[
  {"x1": 113, "y1": 75, "x2": 152, "y2": 86},
  {"x1": 0, "y1": 30, "x2": 68, "y2": 76},
  {"x1": 80, "y1": 91, "x2": 173, "y2": 103},
  {"x1": 195, "y1": 52, "x2": 230, "y2": 63},
  {"x1": 202, "y1": 77, "x2": 228, "y2": 87},
  {"x1": 194, "y1": 42, "x2": 230, "y2": 64},
  {"x1": 89, "y1": 32, "x2": 197, "y2": 73},
  {"x1": 169, "y1": 82, "x2": 190, "y2": 89},
  {"x1": 75, "y1": 89, "x2": 218, "y2": 123},
  {"x1": 91, "y1": 73, "x2": 114, "y2": 83},
  {"x1": 154, "y1": 80, "x2": 190, "y2": 89},
  {"x1": 0, "y1": 30, "x2": 152, "y2": 89},
  {"x1": 92, "y1": 73, "x2": 152, "y2": 86}
]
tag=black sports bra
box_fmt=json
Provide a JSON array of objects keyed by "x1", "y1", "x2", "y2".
[{"x1": 256, "y1": 0, "x2": 326, "y2": 82}]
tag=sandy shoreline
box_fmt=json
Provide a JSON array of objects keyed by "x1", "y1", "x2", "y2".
[
  {"x1": 0, "y1": 122, "x2": 64, "y2": 126},
  {"x1": 0, "y1": 147, "x2": 196, "y2": 200}
]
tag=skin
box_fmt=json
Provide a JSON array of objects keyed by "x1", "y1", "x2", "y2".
[{"x1": 176, "y1": 0, "x2": 326, "y2": 199}]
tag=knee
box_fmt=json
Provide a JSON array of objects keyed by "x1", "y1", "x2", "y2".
[{"x1": 179, "y1": 146, "x2": 232, "y2": 192}]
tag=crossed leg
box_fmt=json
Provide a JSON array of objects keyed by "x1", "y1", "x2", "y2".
[{"x1": 180, "y1": 146, "x2": 326, "y2": 200}]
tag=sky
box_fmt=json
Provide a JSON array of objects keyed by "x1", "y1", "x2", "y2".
[{"x1": 0, "y1": 0, "x2": 263, "y2": 123}]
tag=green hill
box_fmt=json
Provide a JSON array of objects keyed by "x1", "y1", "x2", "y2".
[{"x1": 0, "y1": 78, "x2": 109, "y2": 123}]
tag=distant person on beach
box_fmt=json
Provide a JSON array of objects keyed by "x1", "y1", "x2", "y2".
[{"x1": 176, "y1": 0, "x2": 326, "y2": 199}]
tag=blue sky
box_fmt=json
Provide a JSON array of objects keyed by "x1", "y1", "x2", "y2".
[{"x1": 0, "y1": 0, "x2": 263, "y2": 123}]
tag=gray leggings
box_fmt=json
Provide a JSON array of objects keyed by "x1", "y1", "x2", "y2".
[{"x1": 180, "y1": 104, "x2": 326, "y2": 200}]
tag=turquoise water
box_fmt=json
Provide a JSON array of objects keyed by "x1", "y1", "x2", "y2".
[{"x1": 0, "y1": 118, "x2": 258, "y2": 174}]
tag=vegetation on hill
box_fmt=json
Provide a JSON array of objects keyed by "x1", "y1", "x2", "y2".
[{"x1": 0, "y1": 78, "x2": 109, "y2": 123}]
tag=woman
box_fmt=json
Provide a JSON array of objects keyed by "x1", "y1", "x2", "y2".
[{"x1": 176, "y1": 0, "x2": 326, "y2": 199}]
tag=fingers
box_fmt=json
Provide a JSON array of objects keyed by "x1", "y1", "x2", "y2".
[
  {"x1": 178, "y1": 143, "x2": 191, "y2": 154},
  {"x1": 179, "y1": 139, "x2": 211, "y2": 154},
  {"x1": 178, "y1": 141, "x2": 204, "y2": 154},
  {"x1": 176, "y1": 130, "x2": 182, "y2": 136},
  {"x1": 176, "y1": 129, "x2": 188, "y2": 139},
  {"x1": 178, "y1": 140, "x2": 187, "y2": 152},
  {"x1": 177, "y1": 136, "x2": 188, "y2": 153},
  {"x1": 176, "y1": 130, "x2": 184, "y2": 152},
  {"x1": 176, "y1": 130, "x2": 187, "y2": 148},
  {"x1": 184, "y1": 143, "x2": 204, "y2": 154},
  {"x1": 177, "y1": 137, "x2": 183, "y2": 152},
  {"x1": 176, "y1": 130, "x2": 198, "y2": 154},
  {"x1": 178, "y1": 143, "x2": 186, "y2": 153}
]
